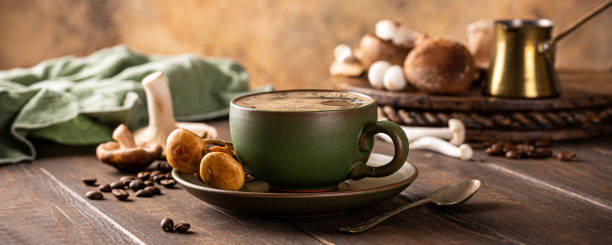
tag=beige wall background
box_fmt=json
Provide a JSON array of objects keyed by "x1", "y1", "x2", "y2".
[{"x1": 0, "y1": 0, "x2": 610, "y2": 89}]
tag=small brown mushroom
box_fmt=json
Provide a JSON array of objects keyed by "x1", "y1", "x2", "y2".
[
  {"x1": 96, "y1": 124, "x2": 162, "y2": 172},
  {"x1": 166, "y1": 128, "x2": 235, "y2": 174},
  {"x1": 403, "y1": 38, "x2": 475, "y2": 94},
  {"x1": 199, "y1": 152, "x2": 245, "y2": 191},
  {"x1": 356, "y1": 34, "x2": 410, "y2": 69}
]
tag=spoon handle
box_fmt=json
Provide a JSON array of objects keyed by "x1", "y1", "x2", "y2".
[{"x1": 338, "y1": 198, "x2": 430, "y2": 234}]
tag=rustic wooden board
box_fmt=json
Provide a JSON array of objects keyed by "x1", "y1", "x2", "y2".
[
  {"x1": 331, "y1": 71, "x2": 612, "y2": 112},
  {"x1": 1, "y1": 119, "x2": 610, "y2": 244}
]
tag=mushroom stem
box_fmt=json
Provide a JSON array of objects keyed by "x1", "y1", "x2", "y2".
[
  {"x1": 376, "y1": 118, "x2": 466, "y2": 145},
  {"x1": 142, "y1": 72, "x2": 177, "y2": 133},
  {"x1": 112, "y1": 124, "x2": 137, "y2": 149},
  {"x1": 134, "y1": 72, "x2": 218, "y2": 157},
  {"x1": 409, "y1": 136, "x2": 473, "y2": 160}
]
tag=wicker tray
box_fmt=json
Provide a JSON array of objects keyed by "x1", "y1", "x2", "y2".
[{"x1": 331, "y1": 70, "x2": 612, "y2": 142}]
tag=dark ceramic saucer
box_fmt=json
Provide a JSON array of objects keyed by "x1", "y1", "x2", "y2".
[{"x1": 173, "y1": 153, "x2": 418, "y2": 217}]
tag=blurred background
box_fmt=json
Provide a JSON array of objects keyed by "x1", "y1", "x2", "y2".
[{"x1": 0, "y1": 0, "x2": 610, "y2": 90}]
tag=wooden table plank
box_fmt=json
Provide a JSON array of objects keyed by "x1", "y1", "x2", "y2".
[
  {"x1": 291, "y1": 147, "x2": 612, "y2": 245},
  {"x1": 2, "y1": 119, "x2": 610, "y2": 244},
  {"x1": 33, "y1": 145, "x2": 319, "y2": 245},
  {"x1": 0, "y1": 164, "x2": 139, "y2": 244}
]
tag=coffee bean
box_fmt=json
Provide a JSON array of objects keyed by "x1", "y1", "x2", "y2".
[
  {"x1": 145, "y1": 186, "x2": 161, "y2": 195},
  {"x1": 137, "y1": 171, "x2": 151, "y2": 180},
  {"x1": 86, "y1": 191, "x2": 103, "y2": 200},
  {"x1": 505, "y1": 150, "x2": 522, "y2": 159},
  {"x1": 135, "y1": 189, "x2": 152, "y2": 197},
  {"x1": 485, "y1": 144, "x2": 503, "y2": 155},
  {"x1": 555, "y1": 151, "x2": 576, "y2": 161},
  {"x1": 112, "y1": 189, "x2": 129, "y2": 201},
  {"x1": 527, "y1": 148, "x2": 552, "y2": 158},
  {"x1": 160, "y1": 179, "x2": 176, "y2": 188},
  {"x1": 515, "y1": 143, "x2": 535, "y2": 155},
  {"x1": 502, "y1": 142, "x2": 515, "y2": 153},
  {"x1": 161, "y1": 218, "x2": 174, "y2": 232},
  {"x1": 150, "y1": 170, "x2": 163, "y2": 177},
  {"x1": 98, "y1": 184, "x2": 112, "y2": 192},
  {"x1": 129, "y1": 179, "x2": 146, "y2": 191},
  {"x1": 82, "y1": 178, "x2": 97, "y2": 186},
  {"x1": 165, "y1": 173, "x2": 173, "y2": 180},
  {"x1": 153, "y1": 175, "x2": 167, "y2": 183},
  {"x1": 120, "y1": 176, "x2": 136, "y2": 186},
  {"x1": 110, "y1": 181, "x2": 124, "y2": 189},
  {"x1": 144, "y1": 180, "x2": 155, "y2": 186},
  {"x1": 174, "y1": 223, "x2": 190, "y2": 233},
  {"x1": 157, "y1": 161, "x2": 172, "y2": 173}
]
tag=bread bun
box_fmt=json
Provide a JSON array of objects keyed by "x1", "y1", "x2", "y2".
[
  {"x1": 403, "y1": 38, "x2": 475, "y2": 94},
  {"x1": 357, "y1": 34, "x2": 410, "y2": 69}
]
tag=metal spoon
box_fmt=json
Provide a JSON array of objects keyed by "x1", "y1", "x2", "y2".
[{"x1": 339, "y1": 179, "x2": 481, "y2": 234}]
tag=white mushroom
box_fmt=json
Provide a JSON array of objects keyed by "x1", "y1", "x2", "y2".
[
  {"x1": 382, "y1": 65, "x2": 407, "y2": 91},
  {"x1": 391, "y1": 25, "x2": 419, "y2": 48},
  {"x1": 134, "y1": 72, "x2": 218, "y2": 157},
  {"x1": 375, "y1": 19, "x2": 398, "y2": 41},
  {"x1": 409, "y1": 136, "x2": 473, "y2": 160},
  {"x1": 368, "y1": 60, "x2": 391, "y2": 89},
  {"x1": 334, "y1": 44, "x2": 354, "y2": 63},
  {"x1": 400, "y1": 119, "x2": 466, "y2": 145}
]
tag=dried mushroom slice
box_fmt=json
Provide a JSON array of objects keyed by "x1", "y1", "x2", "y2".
[{"x1": 199, "y1": 152, "x2": 245, "y2": 191}]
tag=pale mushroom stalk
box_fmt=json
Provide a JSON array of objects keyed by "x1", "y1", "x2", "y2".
[
  {"x1": 376, "y1": 118, "x2": 466, "y2": 145},
  {"x1": 409, "y1": 136, "x2": 473, "y2": 160},
  {"x1": 402, "y1": 119, "x2": 465, "y2": 145},
  {"x1": 113, "y1": 124, "x2": 137, "y2": 148},
  {"x1": 134, "y1": 72, "x2": 218, "y2": 157}
]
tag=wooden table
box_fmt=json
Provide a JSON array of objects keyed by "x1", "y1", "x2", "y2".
[{"x1": 1, "y1": 119, "x2": 611, "y2": 244}]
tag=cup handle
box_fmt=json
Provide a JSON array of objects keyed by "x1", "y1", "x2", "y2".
[{"x1": 348, "y1": 121, "x2": 409, "y2": 180}]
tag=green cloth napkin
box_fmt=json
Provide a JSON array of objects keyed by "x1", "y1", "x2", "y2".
[{"x1": 0, "y1": 45, "x2": 269, "y2": 164}]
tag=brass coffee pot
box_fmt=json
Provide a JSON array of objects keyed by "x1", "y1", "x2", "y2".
[{"x1": 484, "y1": 1, "x2": 611, "y2": 98}]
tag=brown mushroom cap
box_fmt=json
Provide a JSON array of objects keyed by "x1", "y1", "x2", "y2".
[
  {"x1": 166, "y1": 128, "x2": 207, "y2": 174},
  {"x1": 357, "y1": 34, "x2": 410, "y2": 69},
  {"x1": 199, "y1": 152, "x2": 245, "y2": 191},
  {"x1": 96, "y1": 142, "x2": 162, "y2": 172},
  {"x1": 403, "y1": 38, "x2": 475, "y2": 94}
]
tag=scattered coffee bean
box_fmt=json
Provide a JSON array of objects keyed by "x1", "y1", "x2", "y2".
[
  {"x1": 129, "y1": 179, "x2": 146, "y2": 191},
  {"x1": 174, "y1": 223, "x2": 190, "y2": 233},
  {"x1": 160, "y1": 179, "x2": 176, "y2": 188},
  {"x1": 135, "y1": 189, "x2": 153, "y2": 197},
  {"x1": 112, "y1": 189, "x2": 130, "y2": 201},
  {"x1": 527, "y1": 148, "x2": 552, "y2": 158},
  {"x1": 505, "y1": 150, "x2": 522, "y2": 159},
  {"x1": 555, "y1": 151, "x2": 576, "y2": 161},
  {"x1": 157, "y1": 161, "x2": 172, "y2": 173},
  {"x1": 485, "y1": 143, "x2": 503, "y2": 155},
  {"x1": 86, "y1": 191, "x2": 103, "y2": 200},
  {"x1": 98, "y1": 184, "x2": 112, "y2": 192},
  {"x1": 144, "y1": 180, "x2": 155, "y2": 186},
  {"x1": 502, "y1": 142, "x2": 515, "y2": 152},
  {"x1": 120, "y1": 176, "x2": 136, "y2": 186},
  {"x1": 150, "y1": 170, "x2": 163, "y2": 177},
  {"x1": 515, "y1": 143, "x2": 534, "y2": 155},
  {"x1": 110, "y1": 181, "x2": 124, "y2": 189},
  {"x1": 153, "y1": 175, "x2": 167, "y2": 183},
  {"x1": 82, "y1": 178, "x2": 97, "y2": 186},
  {"x1": 137, "y1": 171, "x2": 151, "y2": 180},
  {"x1": 165, "y1": 173, "x2": 173, "y2": 180},
  {"x1": 161, "y1": 218, "x2": 174, "y2": 232},
  {"x1": 145, "y1": 186, "x2": 161, "y2": 195}
]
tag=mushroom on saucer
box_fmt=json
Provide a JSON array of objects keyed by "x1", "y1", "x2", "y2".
[{"x1": 96, "y1": 124, "x2": 162, "y2": 172}]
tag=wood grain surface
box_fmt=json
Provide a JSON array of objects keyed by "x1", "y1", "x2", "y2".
[{"x1": 1, "y1": 119, "x2": 611, "y2": 244}]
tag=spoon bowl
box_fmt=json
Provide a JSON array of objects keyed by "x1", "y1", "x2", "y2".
[{"x1": 430, "y1": 179, "x2": 481, "y2": 206}]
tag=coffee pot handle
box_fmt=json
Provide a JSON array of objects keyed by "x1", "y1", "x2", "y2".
[
  {"x1": 348, "y1": 121, "x2": 409, "y2": 180},
  {"x1": 540, "y1": 0, "x2": 611, "y2": 53}
]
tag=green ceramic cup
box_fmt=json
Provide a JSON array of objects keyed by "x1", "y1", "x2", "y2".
[{"x1": 229, "y1": 90, "x2": 409, "y2": 192}]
